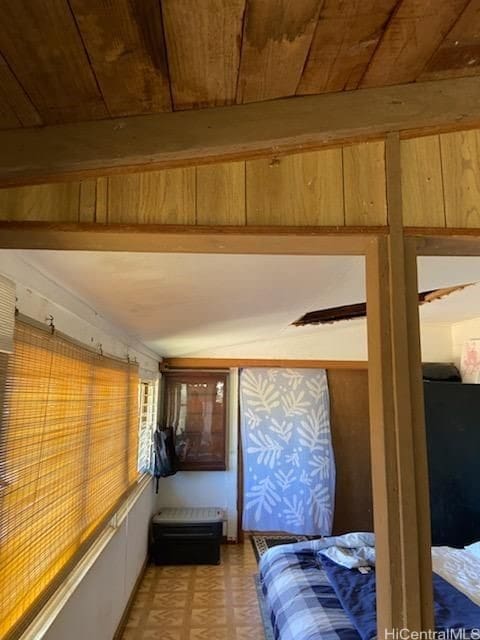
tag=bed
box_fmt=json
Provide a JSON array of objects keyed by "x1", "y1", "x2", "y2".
[{"x1": 259, "y1": 538, "x2": 480, "y2": 640}]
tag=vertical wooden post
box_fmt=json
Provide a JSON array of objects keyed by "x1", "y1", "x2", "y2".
[{"x1": 366, "y1": 133, "x2": 434, "y2": 637}]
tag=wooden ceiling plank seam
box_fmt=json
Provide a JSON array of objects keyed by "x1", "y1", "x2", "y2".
[
  {"x1": 297, "y1": 0, "x2": 401, "y2": 96},
  {"x1": 162, "y1": 0, "x2": 245, "y2": 110},
  {"x1": 68, "y1": 0, "x2": 172, "y2": 116},
  {"x1": 234, "y1": 0, "x2": 249, "y2": 106},
  {"x1": 65, "y1": 0, "x2": 111, "y2": 118},
  {"x1": 236, "y1": 0, "x2": 323, "y2": 104},
  {"x1": 355, "y1": 0, "x2": 404, "y2": 89},
  {"x1": 292, "y1": 0, "x2": 326, "y2": 96},
  {"x1": 0, "y1": 0, "x2": 108, "y2": 124},
  {"x1": 359, "y1": 0, "x2": 471, "y2": 88},
  {"x1": 419, "y1": 0, "x2": 480, "y2": 82},
  {"x1": 0, "y1": 53, "x2": 42, "y2": 128}
]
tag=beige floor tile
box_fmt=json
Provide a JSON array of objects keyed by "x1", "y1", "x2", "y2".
[
  {"x1": 145, "y1": 609, "x2": 185, "y2": 627},
  {"x1": 187, "y1": 628, "x2": 232, "y2": 640},
  {"x1": 230, "y1": 590, "x2": 259, "y2": 606},
  {"x1": 191, "y1": 607, "x2": 228, "y2": 627},
  {"x1": 236, "y1": 626, "x2": 265, "y2": 639},
  {"x1": 233, "y1": 605, "x2": 262, "y2": 625},
  {"x1": 192, "y1": 590, "x2": 228, "y2": 607},
  {"x1": 193, "y1": 576, "x2": 227, "y2": 591},
  {"x1": 153, "y1": 578, "x2": 190, "y2": 592},
  {"x1": 121, "y1": 542, "x2": 265, "y2": 640}
]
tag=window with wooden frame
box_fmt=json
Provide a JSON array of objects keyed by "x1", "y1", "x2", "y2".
[
  {"x1": 162, "y1": 371, "x2": 228, "y2": 471},
  {"x1": 0, "y1": 319, "x2": 139, "y2": 640}
]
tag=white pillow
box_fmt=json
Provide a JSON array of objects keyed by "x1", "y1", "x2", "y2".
[{"x1": 464, "y1": 541, "x2": 480, "y2": 559}]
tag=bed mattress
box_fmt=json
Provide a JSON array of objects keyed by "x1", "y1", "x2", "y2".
[{"x1": 259, "y1": 540, "x2": 480, "y2": 640}]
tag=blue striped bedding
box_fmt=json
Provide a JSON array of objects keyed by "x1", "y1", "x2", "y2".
[
  {"x1": 259, "y1": 539, "x2": 480, "y2": 640},
  {"x1": 259, "y1": 540, "x2": 360, "y2": 640}
]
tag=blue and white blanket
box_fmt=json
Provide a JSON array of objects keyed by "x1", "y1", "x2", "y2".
[
  {"x1": 260, "y1": 536, "x2": 480, "y2": 640},
  {"x1": 259, "y1": 540, "x2": 360, "y2": 640}
]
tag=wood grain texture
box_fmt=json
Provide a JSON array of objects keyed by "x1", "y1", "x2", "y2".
[
  {"x1": 343, "y1": 141, "x2": 387, "y2": 225},
  {"x1": 329, "y1": 369, "x2": 373, "y2": 535},
  {"x1": 0, "y1": 223, "x2": 373, "y2": 254},
  {"x1": 3, "y1": 76, "x2": 480, "y2": 187},
  {"x1": 298, "y1": 0, "x2": 397, "y2": 94},
  {"x1": 237, "y1": 0, "x2": 321, "y2": 103},
  {"x1": 420, "y1": 0, "x2": 480, "y2": 82},
  {"x1": 246, "y1": 150, "x2": 344, "y2": 225},
  {"x1": 0, "y1": 183, "x2": 81, "y2": 221},
  {"x1": 69, "y1": 0, "x2": 171, "y2": 116},
  {"x1": 196, "y1": 163, "x2": 246, "y2": 225},
  {"x1": 365, "y1": 237, "x2": 403, "y2": 633},
  {"x1": 366, "y1": 232, "x2": 434, "y2": 633},
  {"x1": 401, "y1": 136, "x2": 446, "y2": 227},
  {"x1": 78, "y1": 180, "x2": 97, "y2": 222},
  {"x1": 361, "y1": 0, "x2": 470, "y2": 87},
  {"x1": 440, "y1": 129, "x2": 480, "y2": 227},
  {"x1": 0, "y1": 0, "x2": 107, "y2": 124},
  {"x1": 404, "y1": 237, "x2": 435, "y2": 631},
  {"x1": 0, "y1": 54, "x2": 41, "y2": 129},
  {"x1": 95, "y1": 177, "x2": 108, "y2": 223},
  {"x1": 162, "y1": 0, "x2": 244, "y2": 110},
  {"x1": 383, "y1": 133, "x2": 433, "y2": 627},
  {"x1": 107, "y1": 169, "x2": 196, "y2": 224}
]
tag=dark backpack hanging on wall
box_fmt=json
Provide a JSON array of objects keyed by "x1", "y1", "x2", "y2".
[{"x1": 153, "y1": 427, "x2": 177, "y2": 492}]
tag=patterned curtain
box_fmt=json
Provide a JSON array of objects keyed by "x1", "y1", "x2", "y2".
[{"x1": 240, "y1": 368, "x2": 335, "y2": 535}]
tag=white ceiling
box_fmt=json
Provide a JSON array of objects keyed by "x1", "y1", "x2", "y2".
[{"x1": 3, "y1": 251, "x2": 480, "y2": 357}]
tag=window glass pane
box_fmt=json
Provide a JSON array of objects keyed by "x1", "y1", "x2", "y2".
[{"x1": 163, "y1": 372, "x2": 227, "y2": 470}]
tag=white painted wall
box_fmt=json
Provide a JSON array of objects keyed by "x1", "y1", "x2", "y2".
[
  {"x1": 44, "y1": 481, "x2": 155, "y2": 640},
  {"x1": 451, "y1": 317, "x2": 480, "y2": 368},
  {"x1": 0, "y1": 254, "x2": 159, "y2": 375},
  {"x1": 420, "y1": 323, "x2": 455, "y2": 363},
  {"x1": 156, "y1": 369, "x2": 239, "y2": 540},
  {"x1": 178, "y1": 319, "x2": 454, "y2": 363}
]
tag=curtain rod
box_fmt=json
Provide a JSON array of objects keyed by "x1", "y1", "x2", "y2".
[{"x1": 15, "y1": 312, "x2": 138, "y2": 368}]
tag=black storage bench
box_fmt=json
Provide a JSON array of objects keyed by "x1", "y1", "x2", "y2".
[{"x1": 151, "y1": 507, "x2": 223, "y2": 565}]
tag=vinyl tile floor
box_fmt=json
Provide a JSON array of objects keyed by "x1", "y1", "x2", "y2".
[{"x1": 121, "y1": 542, "x2": 265, "y2": 640}]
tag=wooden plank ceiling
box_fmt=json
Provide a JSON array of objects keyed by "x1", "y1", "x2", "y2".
[{"x1": 0, "y1": 0, "x2": 479, "y2": 130}]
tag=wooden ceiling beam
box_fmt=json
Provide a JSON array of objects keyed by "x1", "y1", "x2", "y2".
[{"x1": 1, "y1": 76, "x2": 480, "y2": 187}]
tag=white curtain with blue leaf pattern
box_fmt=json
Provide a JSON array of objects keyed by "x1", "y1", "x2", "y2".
[{"x1": 240, "y1": 368, "x2": 335, "y2": 535}]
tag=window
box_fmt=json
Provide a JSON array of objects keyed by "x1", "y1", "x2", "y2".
[
  {"x1": 162, "y1": 371, "x2": 228, "y2": 471},
  {"x1": 138, "y1": 380, "x2": 157, "y2": 472},
  {"x1": 0, "y1": 320, "x2": 139, "y2": 639}
]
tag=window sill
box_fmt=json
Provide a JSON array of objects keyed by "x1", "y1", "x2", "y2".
[{"x1": 18, "y1": 473, "x2": 153, "y2": 640}]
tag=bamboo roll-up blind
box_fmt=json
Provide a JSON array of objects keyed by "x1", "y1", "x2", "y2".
[{"x1": 0, "y1": 321, "x2": 139, "y2": 639}]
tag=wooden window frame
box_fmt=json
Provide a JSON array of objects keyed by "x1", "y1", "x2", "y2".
[{"x1": 162, "y1": 370, "x2": 228, "y2": 471}]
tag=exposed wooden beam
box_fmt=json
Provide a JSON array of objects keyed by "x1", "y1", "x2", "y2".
[
  {"x1": 414, "y1": 232, "x2": 480, "y2": 255},
  {"x1": 0, "y1": 222, "x2": 379, "y2": 254},
  {"x1": 162, "y1": 358, "x2": 368, "y2": 370},
  {"x1": 366, "y1": 134, "x2": 434, "y2": 635},
  {"x1": 2, "y1": 76, "x2": 480, "y2": 187}
]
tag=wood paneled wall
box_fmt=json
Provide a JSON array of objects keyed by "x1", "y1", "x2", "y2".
[
  {"x1": 401, "y1": 129, "x2": 480, "y2": 228},
  {"x1": 1, "y1": 128, "x2": 480, "y2": 229},
  {"x1": 328, "y1": 369, "x2": 373, "y2": 534},
  {"x1": 0, "y1": 141, "x2": 387, "y2": 227}
]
